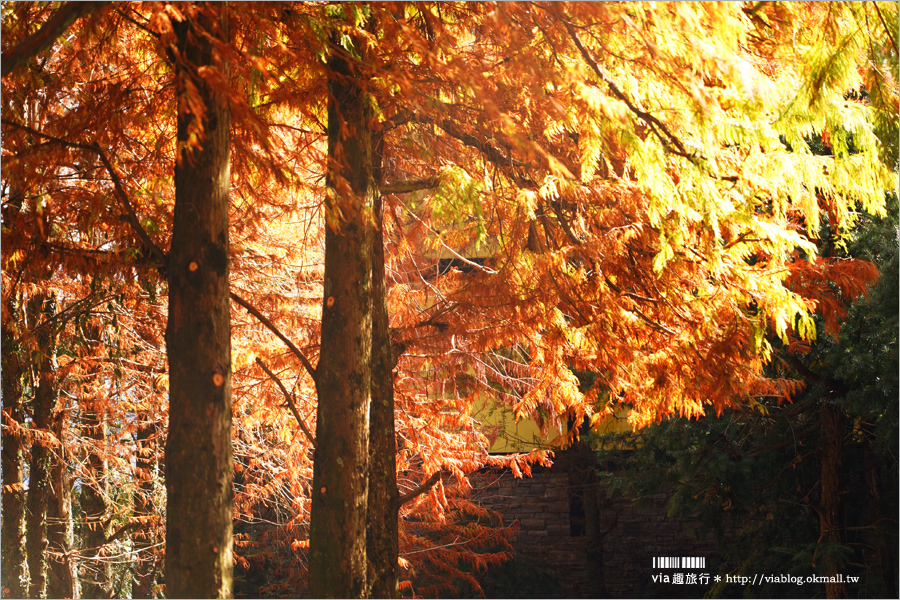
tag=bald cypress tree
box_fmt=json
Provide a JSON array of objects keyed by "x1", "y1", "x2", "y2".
[{"x1": 164, "y1": 5, "x2": 233, "y2": 597}]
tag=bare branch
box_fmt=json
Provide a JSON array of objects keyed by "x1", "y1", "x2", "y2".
[
  {"x1": 93, "y1": 358, "x2": 165, "y2": 375},
  {"x1": 40, "y1": 241, "x2": 161, "y2": 272},
  {"x1": 255, "y1": 357, "x2": 317, "y2": 448},
  {"x1": 1, "y1": 2, "x2": 108, "y2": 77},
  {"x1": 104, "y1": 521, "x2": 139, "y2": 546},
  {"x1": 229, "y1": 291, "x2": 317, "y2": 383},
  {"x1": 399, "y1": 471, "x2": 443, "y2": 506},
  {"x1": 401, "y1": 203, "x2": 498, "y2": 274},
  {"x1": 380, "y1": 176, "x2": 440, "y2": 195}
]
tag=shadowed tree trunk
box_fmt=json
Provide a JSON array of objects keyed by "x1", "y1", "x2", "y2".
[
  {"x1": 2, "y1": 137, "x2": 33, "y2": 600},
  {"x1": 308, "y1": 29, "x2": 376, "y2": 599},
  {"x1": 164, "y1": 5, "x2": 233, "y2": 598},
  {"x1": 25, "y1": 292, "x2": 58, "y2": 599},
  {"x1": 47, "y1": 404, "x2": 78, "y2": 599},
  {"x1": 1, "y1": 295, "x2": 28, "y2": 599},
  {"x1": 132, "y1": 414, "x2": 159, "y2": 599},
  {"x1": 819, "y1": 402, "x2": 848, "y2": 599},
  {"x1": 366, "y1": 187, "x2": 400, "y2": 599},
  {"x1": 861, "y1": 430, "x2": 893, "y2": 597},
  {"x1": 79, "y1": 391, "x2": 110, "y2": 600}
]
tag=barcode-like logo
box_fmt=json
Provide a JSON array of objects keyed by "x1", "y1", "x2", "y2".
[{"x1": 653, "y1": 556, "x2": 706, "y2": 569}]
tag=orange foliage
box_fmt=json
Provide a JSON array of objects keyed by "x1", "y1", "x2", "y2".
[{"x1": 2, "y1": 1, "x2": 895, "y2": 596}]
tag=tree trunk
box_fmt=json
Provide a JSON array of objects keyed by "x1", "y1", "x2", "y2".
[
  {"x1": 366, "y1": 189, "x2": 400, "y2": 599},
  {"x1": 308, "y1": 32, "x2": 376, "y2": 600},
  {"x1": 25, "y1": 381, "x2": 54, "y2": 600},
  {"x1": 862, "y1": 430, "x2": 895, "y2": 598},
  {"x1": 819, "y1": 402, "x2": 848, "y2": 599},
  {"x1": 79, "y1": 393, "x2": 110, "y2": 600},
  {"x1": 47, "y1": 406, "x2": 78, "y2": 599},
  {"x1": 25, "y1": 292, "x2": 58, "y2": 599},
  {"x1": 132, "y1": 415, "x2": 158, "y2": 599},
  {"x1": 164, "y1": 6, "x2": 233, "y2": 598},
  {"x1": 1, "y1": 298, "x2": 28, "y2": 599}
]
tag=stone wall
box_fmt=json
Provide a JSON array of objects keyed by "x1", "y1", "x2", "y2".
[
  {"x1": 472, "y1": 466, "x2": 589, "y2": 596},
  {"x1": 471, "y1": 459, "x2": 725, "y2": 598}
]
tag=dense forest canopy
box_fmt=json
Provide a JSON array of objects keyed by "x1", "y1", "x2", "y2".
[{"x1": 1, "y1": 2, "x2": 896, "y2": 598}]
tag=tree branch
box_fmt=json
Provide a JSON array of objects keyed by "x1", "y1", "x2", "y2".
[
  {"x1": 87, "y1": 358, "x2": 166, "y2": 375},
  {"x1": 409, "y1": 112, "x2": 530, "y2": 171},
  {"x1": 551, "y1": 10, "x2": 696, "y2": 161},
  {"x1": 379, "y1": 176, "x2": 440, "y2": 195},
  {"x1": 1, "y1": 2, "x2": 107, "y2": 77},
  {"x1": 40, "y1": 241, "x2": 161, "y2": 272},
  {"x1": 92, "y1": 143, "x2": 168, "y2": 268},
  {"x1": 255, "y1": 357, "x2": 316, "y2": 448},
  {"x1": 399, "y1": 471, "x2": 443, "y2": 506},
  {"x1": 548, "y1": 7, "x2": 744, "y2": 189},
  {"x1": 381, "y1": 111, "x2": 413, "y2": 134},
  {"x1": 114, "y1": 6, "x2": 162, "y2": 41},
  {"x1": 872, "y1": 2, "x2": 898, "y2": 54},
  {"x1": 549, "y1": 201, "x2": 583, "y2": 247},
  {"x1": 104, "y1": 521, "x2": 140, "y2": 546},
  {"x1": 1, "y1": 119, "x2": 168, "y2": 269},
  {"x1": 229, "y1": 291, "x2": 317, "y2": 383},
  {"x1": 783, "y1": 352, "x2": 848, "y2": 397}
]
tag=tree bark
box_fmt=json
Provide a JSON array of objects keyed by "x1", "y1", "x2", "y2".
[
  {"x1": 47, "y1": 406, "x2": 78, "y2": 599},
  {"x1": 1, "y1": 298, "x2": 28, "y2": 599},
  {"x1": 819, "y1": 402, "x2": 848, "y2": 599},
  {"x1": 862, "y1": 430, "x2": 895, "y2": 598},
  {"x1": 25, "y1": 293, "x2": 58, "y2": 599},
  {"x1": 132, "y1": 415, "x2": 159, "y2": 599},
  {"x1": 164, "y1": 6, "x2": 233, "y2": 598},
  {"x1": 366, "y1": 189, "x2": 400, "y2": 599},
  {"x1": 308, "y1": 32, "x2": 375, "y2": 599},
  {"x1": 79, "y1": 392, "x2": 110, "y2": 600}
]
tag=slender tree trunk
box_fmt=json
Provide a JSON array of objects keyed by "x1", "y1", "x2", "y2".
[
  {"x1": 1, "y1": 302, "x2": 28, "y2": 599},
  {"x1": 3, "y1": 183, "x2": 30, "y2": 599},
  {"x1": 862, "y1": 431, "x2": 895, "y2": 598},
  {"x1": 132, "y1": 414, "x2": 158, "y2": 599},
  {"x1": 25, "y1": 378, "x2": 54, "y2": 600},
  {"x1": 308, "y1": 32, "x2": 376, "y2": 600},
  {"x1": 25, "y1": 292, "x2": 58, "y2": 599},
  {"x1": 366, "y1": 189, "x2": 400, "y2": 599},
  {"x1": 47, "y1": 405, "x2": 78, "y2": 599},
  {"x1": 79, "y1": 393, "x2": 110, "y2": 600},
  {"x1": 819, "y1": 402, "x2": 848, "y2": 599},
  {"x1": 164, "y1": 6, "x2": 233, "y2": 598}
]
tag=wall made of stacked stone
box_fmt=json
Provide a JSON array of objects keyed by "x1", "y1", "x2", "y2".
[
  {"x1": 471, "y1": 465, "x2": 723, "y2": 598},
  {"x1": 472, "y1": 466, "x2": 589, "y2": 596}
]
